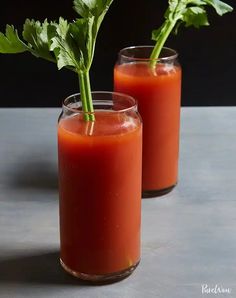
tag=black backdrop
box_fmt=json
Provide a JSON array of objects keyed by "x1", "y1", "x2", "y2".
[{"x1": 0, "y1": 0, "x2": 235, "y2": 107}]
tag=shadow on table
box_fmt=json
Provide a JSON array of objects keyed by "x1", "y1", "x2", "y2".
[
  {"x1": 0, "y1": 250, "x2": 87, "y2": 287},
  {"x1": 8, "y1": 148, "x2": 58, "y2": 192},
  {"x1": 11, "y1": 160, "x2": 58, "y2": 190}
]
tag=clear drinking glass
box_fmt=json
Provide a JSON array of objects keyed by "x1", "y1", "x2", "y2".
[
  {"x1": 58, "y1": 91, "x2": 142, "y2": 282},
  {"x1": 114, "y1": 46, "x2": 182, "y2": 197}
]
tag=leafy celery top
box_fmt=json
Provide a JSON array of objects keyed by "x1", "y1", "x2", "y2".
[
  {"x1": 0, "y1": 0, "x2": 233, "y2": 115},
  {"x1": 150, "y1": 0, "x2": 233, "y2": 68},
  {"x1": 0, "y1": 0, "x2": 114, "y2": 121}
]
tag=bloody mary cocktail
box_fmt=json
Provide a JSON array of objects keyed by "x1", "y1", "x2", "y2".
[
  {"x1": 114, "y1": 47, "x2": 181, "y2": 197},
  {"x1": 58, "y1": 92, "x2": 142, "y2": 282}
]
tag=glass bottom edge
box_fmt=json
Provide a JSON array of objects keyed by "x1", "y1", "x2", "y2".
[
  {"x1": 142, "y1": 183, "x2": 177, "y2": 198},
  {"x1": 60, "y1": 258, "x2": 140, "y2": 283}
]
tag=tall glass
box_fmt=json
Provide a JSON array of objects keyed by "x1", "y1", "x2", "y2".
[
  {"x1": 114, "y1": 46, "x2": 181, "y2": 197},
  {"x1": 58, "y1": 92, "x2": 142, "y2": 282}
]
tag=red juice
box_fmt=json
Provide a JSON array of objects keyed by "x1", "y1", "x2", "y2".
[
  {"x1": 58, "y1": 106, "x2": 142, "y2": 278},
  {"x1": 114, "y1": 60, "x2": 181, "y2": 194}
]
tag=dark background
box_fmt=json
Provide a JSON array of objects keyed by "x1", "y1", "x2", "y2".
[{"x1": 0, "y1": 0, "x2": 235, "y2": 107}]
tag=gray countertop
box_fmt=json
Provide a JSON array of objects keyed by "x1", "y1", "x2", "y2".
[{"x1": 0, "y1": 107, "x2": 235, "y2": 298}]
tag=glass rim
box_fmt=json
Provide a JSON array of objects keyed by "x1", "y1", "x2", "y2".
[
  {"x1": 118, "y1": 46, "x2": 178, "y2": 62},
  {"x1": 62, "y1": 91, "x2": 138, "y2": 114}
]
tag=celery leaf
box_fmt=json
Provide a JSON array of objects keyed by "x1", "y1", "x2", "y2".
[
  {"x1": 50, "y1": 0, "x2": 114, "y2": 72},
  {"x1": 0, "y1": 25, "x2": 28, "y2": 54},
  {"x1": 182, "y1": 6, "x2": 209, "y2": 28},
  {"x1": 23, "y1": 19, "x2": 57, "y2": 62},
  {"x1": 203, "y1": 0, "x2": 233, "y2": 15}
]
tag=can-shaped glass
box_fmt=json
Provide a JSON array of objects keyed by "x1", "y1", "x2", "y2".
[
  {"x1": 114, "y1": 46, "x2": 181, "y2": 197},
  {"x1": 58, "y1": 91, "x2": 142, "y2": 282}
]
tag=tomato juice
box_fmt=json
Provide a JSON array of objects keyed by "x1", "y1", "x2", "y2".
[
  {"x1": 114, "y1": 56, "x2": 181, "y2": 196},
  {"x1": 58, "y1": 94, "x2": 142, "y2": 280}
]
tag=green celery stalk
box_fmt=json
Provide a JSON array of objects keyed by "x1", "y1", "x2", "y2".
[{"x1": 150, "y1": 0, "x2": 233, "y2": 68}]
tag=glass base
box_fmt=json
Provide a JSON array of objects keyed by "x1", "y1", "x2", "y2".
[
  {"x1": 60, "y1": 259, "x2": 140, "y2": 283},
  {"x1": 142, "y1": 183, "x2": 177, "y2": 198}
]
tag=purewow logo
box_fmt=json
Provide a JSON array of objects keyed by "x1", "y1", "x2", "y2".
[{"x1": 201, "y1": 284, "x2": 232, "y2": 295}]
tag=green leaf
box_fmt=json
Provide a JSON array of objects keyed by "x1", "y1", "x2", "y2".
[
  {"x1": 0, "y1": 25, "x2": 28, "y2": 53},
  {"x1": 73, "y1": 0, "x2": 98, "y2": 17},
  {"x1": 0, "y1": 0, "x2": 114, "y2": 118},
  {"x1": 182, "y1": 6, "x2": 209, "y2": 28},
  {"x1": 150, "y1": 0, "x2": 233, "y2": 64},
  {"x1": 0, "y1": 1, "x2": 114, "y2": 73},
  {"x1": 23, "y1": 19, "x2": 57, "y2": 62},
  {"x1": 50, "y1": 17, "x2": 94, "y2": 71},
  {"x1": 73, "y1": 0, "x2": 114, "y2": 43},
  {"x1": 203, "y1": 0, "x2": 233, "y2": 15},
  {"x1": 50, "y1": 18, "x2": 79, "y2": 70},
  {"x1": 73, "y1": 0, "x2": 113, "y2": 20},
  {"x1": 49, "y1": 0, "x2": 114, "y2": 72}
]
